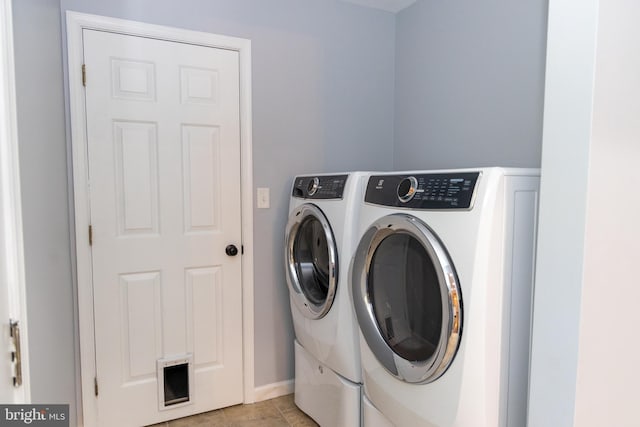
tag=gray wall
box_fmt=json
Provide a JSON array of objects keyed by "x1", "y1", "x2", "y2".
[
  {"x1": 12, "y1": 0, "x2": 78, "y2": 425},
  {"x1": 393, "y1": 0, "x2": 548, "y2": 170},
  {"x1": 13, "y1": 0, "x2": 395, "y2": 417}
]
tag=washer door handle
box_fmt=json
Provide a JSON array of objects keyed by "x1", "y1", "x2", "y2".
[{"x1": 225, "y1": 244, "x2": 239, "y2": 256}]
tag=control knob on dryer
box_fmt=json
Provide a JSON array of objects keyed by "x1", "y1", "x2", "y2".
[{"x1": 397, "y1": 176, "x2": 418, "y2": 203}]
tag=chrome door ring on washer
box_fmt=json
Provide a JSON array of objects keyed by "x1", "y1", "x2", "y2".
[
  {"x1": 351, "y1": 213, "x2": 462, "y2": 383},
  {"x1": 285, "y1": 203, "x2": 338, "y2": 319}
]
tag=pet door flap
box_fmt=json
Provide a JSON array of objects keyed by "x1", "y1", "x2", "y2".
[{"x1": 157, "y1": 354, "x2": 194, "y2": 410}]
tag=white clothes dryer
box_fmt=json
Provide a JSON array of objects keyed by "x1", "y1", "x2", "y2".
[
  {"x1": 350, "y1": 168, "x2": 540, "y2": 427},
  {"x1": 285, "y1": 172, "x2": 370, "y2": 426}
]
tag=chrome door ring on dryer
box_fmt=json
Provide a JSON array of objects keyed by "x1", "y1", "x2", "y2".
[
  {"x1": 351, "y1": 213, "x2": 462, "y2": 384},
  {"x1": 285, "y1": 203, "x2": 338, "y2": 319}
]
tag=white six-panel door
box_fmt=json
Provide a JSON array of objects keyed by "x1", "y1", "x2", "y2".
[{"x1": 82, "y1": 29, "x2": 243, "y2": 426}]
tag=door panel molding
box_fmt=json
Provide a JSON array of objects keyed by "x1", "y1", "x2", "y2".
[{"x1": 66, "y1": 12, "x2": 254, "y2": 426}]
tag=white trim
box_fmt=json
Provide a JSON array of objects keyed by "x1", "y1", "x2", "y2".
[
  {"x1": 65, "y1": 11, "x2": 254, "y2": 425},
  {"x1": 254, "y1": 380, "x2": 294, "y2": 402},
  {"x1": 0, "y1": 0, "x2": 30, "y2": 403}
]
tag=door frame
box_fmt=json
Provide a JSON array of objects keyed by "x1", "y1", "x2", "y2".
[
  {"x1": 0, "y1": 0, "x2": 30, "y2": 403},
  {"x1": 66, "y1": 12, "x2": 255, "y2": 425}
]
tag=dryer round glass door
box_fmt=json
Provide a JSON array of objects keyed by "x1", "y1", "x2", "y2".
[
  {"x1": 351, "y1": 213, "x2": 462, "y2": 384},
  {"x1": 285, "y1": 203, "x2": 338, "y2": 319}
]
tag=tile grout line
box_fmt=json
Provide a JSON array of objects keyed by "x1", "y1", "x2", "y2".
[
  {"x1": 270, "y1": 397, "x2": 292, "y2": 426},
  {"x1": 273, "y1": 395, "x2": 303, "y2": 427}
]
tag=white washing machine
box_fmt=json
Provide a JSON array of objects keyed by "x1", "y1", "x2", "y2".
[
  {"x1": 350, "y1": 168, "x2": 540, "y2": 427},
  {"x1": 285, "y1": 172, "x2": 370, "y2": 426}
]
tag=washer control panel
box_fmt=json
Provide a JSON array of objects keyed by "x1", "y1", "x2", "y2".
[
  {"x1": 365, "y1": 172, "x2": 480, "y2": 209},
  {"x1": 292, "y1": 175, "x2": 348, "y2": 199}
]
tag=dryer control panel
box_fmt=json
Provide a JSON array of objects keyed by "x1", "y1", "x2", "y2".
[
  {"x1": 292, "y1": 175, "x2": 348, "y2": 199},
  {"x1": 365, "y1": 172, "x2": 480, "y2": 209}
]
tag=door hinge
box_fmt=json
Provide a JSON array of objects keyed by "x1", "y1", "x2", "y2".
[
  {"x1": 88, "y1": 225, "x2": 93, "y2": 246},
  {"x1": 94, "y1": 377, "x2": 99, "y2": 397},
  {"x1": 9, "y1": 319, "x2": 22, "y2": 387},
  {"x1": 82, "y1": 64, "x2": 86, "y2": 87}
]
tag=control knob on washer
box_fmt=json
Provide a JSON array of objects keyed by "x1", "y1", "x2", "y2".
[
  {"x1": 397, "y1": 176, "x2": 418, "y2": 203},
  {"x1": 307, "y1": 177, "x2": 320, "y2": 196}
]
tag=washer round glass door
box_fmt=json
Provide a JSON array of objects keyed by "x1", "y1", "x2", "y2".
[
  {"x1": 351, "y1": 213, "x2": 462, "y2": 383},
  {"x1": 285, "y1": 203, "x2": 338, "y2": 319}
]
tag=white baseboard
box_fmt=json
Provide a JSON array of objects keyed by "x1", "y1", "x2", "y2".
[{"x1": 254, "y1": 379, "x2": 294, "y2": 402}]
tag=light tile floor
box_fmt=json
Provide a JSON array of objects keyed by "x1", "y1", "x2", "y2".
[{"x1": 148, "y1": 394, "x2": 319, "y2": 427}]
